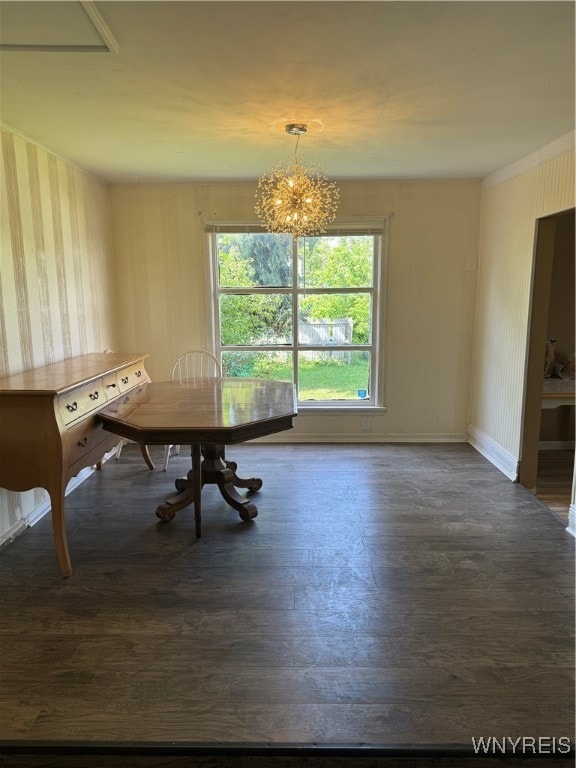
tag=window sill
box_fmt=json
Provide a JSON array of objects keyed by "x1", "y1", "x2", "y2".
[{"x1": 298, "y1": 405, "x2": 387, "y2": 414}]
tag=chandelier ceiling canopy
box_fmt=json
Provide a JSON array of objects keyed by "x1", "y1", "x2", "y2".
[{"x1": 255, "y1": 124, "x2": 340, "y2": 238}]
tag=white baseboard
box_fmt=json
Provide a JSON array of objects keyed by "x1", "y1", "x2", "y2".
[
  {"x1": 467, "y1": 425, "x2": 519, "y2": 481},
  {"x1": 568, "y1": 505, "x2": 576, "y2": 538},
  {"x1": 256, "y1": 432, "x2": 469, "y2": 443},
  {"x1": 0, "y1": 518, "x2": 28, "y2": 549},
  {"x1": 26, "y1": 466, "x2": 96, "y2": 528},
  {"x1": 0, "y1": 452, "x2": 120, "y2": 548}
]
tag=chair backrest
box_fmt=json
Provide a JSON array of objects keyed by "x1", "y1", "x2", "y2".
[{"x1": 171, "y1": 350, "x2": 221, "y2": 382}]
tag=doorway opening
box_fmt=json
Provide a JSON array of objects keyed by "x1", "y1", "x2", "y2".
[{"x1": 520, "y1": 208, "x2": 574, "y2": 526}]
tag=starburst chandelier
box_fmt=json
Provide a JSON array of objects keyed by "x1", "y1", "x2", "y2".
[{"x1": 255, "y1": 123, "x2": 340, "y2": 238}]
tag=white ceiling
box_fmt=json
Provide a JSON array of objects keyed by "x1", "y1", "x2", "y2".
[{"x1": 0, "y1": 1, "x2": 574, "y2": 183}]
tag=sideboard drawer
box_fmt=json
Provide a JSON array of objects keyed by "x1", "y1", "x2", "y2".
[
  {"x1": 116, "y1": 363, "x2": 148, "y2": 393},
  {"x1": 66, "y1": 418, "x2": 113, "y2": 467},
  {"x1": 102, "y1": 373, "x2": 121, "y2": 399},
  {"x1": 103, "y1": 384, "x2": 149, "y2": 420},
  {"x1": 58, "y1": 379, "x2": 106, "y2": 425},
  {"x1": 67, "y1": 431, "x2": 120, "y2": 481}
]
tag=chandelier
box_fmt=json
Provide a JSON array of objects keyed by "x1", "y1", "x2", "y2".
[{"x1": 255, "y1": 123, "x2": 340, "y2": 238}]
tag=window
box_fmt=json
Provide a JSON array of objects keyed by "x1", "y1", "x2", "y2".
[{"x1": 208, "y1": 222, "x2": 386, "y2": 407}]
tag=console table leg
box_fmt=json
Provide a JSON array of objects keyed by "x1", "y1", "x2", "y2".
[
  {"x1": 50, "y1": 487, "x2": 72, "y2": 577},
  {"x1": 140, "y1": 444, "x2": 155, "y2": 471}
]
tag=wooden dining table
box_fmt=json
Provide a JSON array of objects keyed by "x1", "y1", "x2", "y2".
[{"x1": 99, "y1": 377, "x2": 297, "y2": 536}]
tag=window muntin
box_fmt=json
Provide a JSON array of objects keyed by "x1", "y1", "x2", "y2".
[
  {"x1": 222, "y1": 350, "x2": 293, "y2": 381},
  {"x1": 211, "y1": 227, "x2": 383, "y2": 406}
]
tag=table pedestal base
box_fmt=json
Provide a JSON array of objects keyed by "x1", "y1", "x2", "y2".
[{"x1": 155, "y1": 444, "x2": 262, "y2": 537}]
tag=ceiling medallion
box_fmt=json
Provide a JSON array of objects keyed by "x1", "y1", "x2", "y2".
[{"x1": 255, "y1": 124, "x2": 340, "y2": 238}]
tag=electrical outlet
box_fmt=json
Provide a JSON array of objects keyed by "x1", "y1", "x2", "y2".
[{"x1": 361, "y1": 416, "x2": 372, "y2": 431}]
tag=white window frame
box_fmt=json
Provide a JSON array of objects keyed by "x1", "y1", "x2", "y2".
[{"x1": 206, "y1": 219, "x2": 388, "y2": 410}]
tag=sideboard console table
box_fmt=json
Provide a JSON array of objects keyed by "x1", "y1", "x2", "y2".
[{"x1": 0, "y1": 352, "x2": 151, "y2": 576}]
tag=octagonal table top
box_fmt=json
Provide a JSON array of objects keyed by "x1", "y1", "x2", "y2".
[{"x1": 99, "y1": 377, "x2": 298, "y2": 445}]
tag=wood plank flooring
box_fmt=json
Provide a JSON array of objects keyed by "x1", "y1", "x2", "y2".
[
  {"x1": 0, "y1": 443, "x2": 574, "y2": 761},
  {"x1": 536, "y1": 449, "x2": 574, "y2": 525}
]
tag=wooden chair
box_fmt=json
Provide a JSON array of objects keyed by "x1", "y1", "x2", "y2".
[{"x1": 163, "y1": 350, "x2": 221, "y2": 471}]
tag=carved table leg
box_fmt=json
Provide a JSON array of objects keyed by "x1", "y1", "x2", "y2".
[
  {"x1": 155, "y1": 444, "x2": 203, "y2": 536},
  {"x1": 155, "y1": 443, "x2": 262, "y2": 532},
  {"x1": 50, "y1": 485, "x2": 72, "y2": 577},
  {"x1": 223, "y1": 451, "x2": 237, "y2": 472},
  {"x1": 201, "y1": 444, "x2": 261, "y2": 521},
  {"x1": 213, "y1": 467, "x2": 259, "y2": 521}
]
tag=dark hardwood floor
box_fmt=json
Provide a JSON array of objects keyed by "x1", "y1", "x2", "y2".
[
  {"x1": 536, "y1": 449, "x2": 574, "y2": 525},
  {"x1": 0, "y1": 442, "x2": 574, "y2": 765}
]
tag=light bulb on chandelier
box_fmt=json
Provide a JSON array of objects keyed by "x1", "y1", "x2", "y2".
[{"x1": 255, "y1": 123, "x2": 340, "y2": 238}]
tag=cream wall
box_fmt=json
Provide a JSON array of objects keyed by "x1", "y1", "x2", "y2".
[
  {"x1": 109, "y1": 179, "x2": 481, "y2": 442},
  {"x1": 0, "y1": 127, "x2": 116, "y2": 543},
  {"x1": 468, "y1": 143, "x2": 575, "y2": 478},
  {"x1": 1, "y1": 124, "x2": 573, "y2": 545}
]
